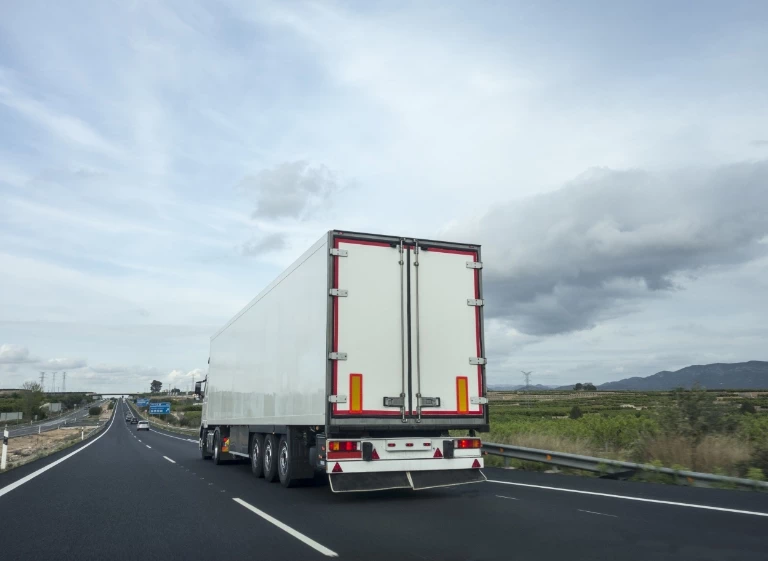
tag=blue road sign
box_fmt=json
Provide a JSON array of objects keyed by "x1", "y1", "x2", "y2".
[
  {"x1": 149, "y1": 402, "x2": 171, "y2": 414},
  {"x1": 137, "y1": 398, "x2": 149, "y2": 407}
]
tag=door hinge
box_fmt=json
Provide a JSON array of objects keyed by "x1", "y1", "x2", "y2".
[
  {"x1": 329, "y1": 288, "x2": 348, "y2": 297},
  {"x1": 330, "y1": 248, "x2": 348, "y2": 257},
  {"x1": 470, "y1": 396, "x2": 489, "y2": 405},
  {"x1": 466, "y1": 261, "x2": 483, "y2": 269},
  {"x1": 329, "y1": 395, "x2": 347, "y2": 403},
  {"x1": 419, "y1": 396, "x2": 441, "y2": 407},
  {"x1": 469, "y1": 357, "x2": 487, "y2": 365},
  {"x1": 328, "y1": 352, "x2": 348, "y2": 360},
  {"x1": 467, "y1": 299, "x2": 484, "y2": 306},
  {"x1": 383, "y1": 396, "x2": 405, "y2": 407}
]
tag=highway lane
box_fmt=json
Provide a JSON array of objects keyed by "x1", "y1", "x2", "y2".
[
  {"x1": 1, "y1": 400, "x2": 766, "y2": 560},
  {"x1": 8, "y1": 404, "x2": 99, "y2": 438}
]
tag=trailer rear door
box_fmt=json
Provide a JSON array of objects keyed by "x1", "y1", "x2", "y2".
[
  {"x1": 409, "y1": 245, "x2": 484, "y2": 418},
  {"x1": 330, "y1": 235, "x2": 485, "y2": 421}
]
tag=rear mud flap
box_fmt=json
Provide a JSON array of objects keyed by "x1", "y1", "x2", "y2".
[
  {"x1": 329, "y1": 472, "x2": 411, "y2": 493},
  {"x1": 329, "y1": 469, "x2": 486, "y2": 493},
  {"x1": 409, "y1": 469, "x2": 487, "y2": 490}
]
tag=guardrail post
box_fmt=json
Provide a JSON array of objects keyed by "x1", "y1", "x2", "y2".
[
  {"x1": 1, "y1": 427, "x2": 8, "y2": 470},
  {"x1": 81, "y1": 429, "x2": 84, "y2": 441},
  {"x1": 39, "y1": 425, "x2": 41, "y2": 435}
]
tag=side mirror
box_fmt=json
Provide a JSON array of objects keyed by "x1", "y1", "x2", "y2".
[{"x1": 194, "y1": 381, "x2": 202, "y2": 396}]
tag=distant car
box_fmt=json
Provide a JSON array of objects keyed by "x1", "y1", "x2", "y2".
[
  {"x1": 125, "y1": 416, "x2": 132, "y2": 422},
  {"x1": 137, "y1": 420, "x2": 149, "y2": 431},
  {"x1": 131, "y1": 418, "x2": 139, "y2": 425}
]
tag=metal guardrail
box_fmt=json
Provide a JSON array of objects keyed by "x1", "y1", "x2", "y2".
[{"x1": 482, "y1": 442, "x2": 768, "y2": 490}]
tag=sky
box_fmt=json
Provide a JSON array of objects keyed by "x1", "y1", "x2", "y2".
[{"x1": 1, "y1": 0, "x2": 767, "y2": 392}]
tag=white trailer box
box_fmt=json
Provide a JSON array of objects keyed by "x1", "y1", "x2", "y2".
[{"x1": 201, "y1": 230, "x2": 488, "y2": 492}]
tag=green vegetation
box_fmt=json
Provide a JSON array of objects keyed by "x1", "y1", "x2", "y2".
[
  {"x1": 88, "y1": 406, "x2": 102, "y2": 416},
  {"x1": 150, "y1": 379, "x2": 163, "y2": 393},
  {"x1": 487, "y1": 386, "x2": 768, "y2": 479}
]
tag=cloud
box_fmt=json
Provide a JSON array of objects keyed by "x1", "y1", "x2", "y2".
[
  {"x1": 238, "y1": 161, "x2": 341, "y2": 220},
  {"x1": 41, "y1": 357, "x2": 88, "y2": 370},
  {"x1": 241, "y1": 232, "x2": 288, "y2": 256},
  {"x1": 752, "y1": 140, "x2": 768, "y2": 147},
  {"x1": 88, "y1": 364, "x2": 125, "y2": 374},
  {"x1": 0, "y1": 344, "x2": 35, "y2": 364},
  {"x1": 453, "y1": 160, "x2": 768, "y2": 336}
]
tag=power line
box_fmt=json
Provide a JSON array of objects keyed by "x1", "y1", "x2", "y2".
[
  {"x1": 52, "y1": 372, "x2": 58, "y2": 393},
  {"x1": 62, "y1": 372, "x2": 67, "y2": 393},
  {"x1": 39, "y1": 371, "x2": 46, "y2": 392},
  {"x1": 521, "y1": 370, "x2": 533, "y2": 407}
]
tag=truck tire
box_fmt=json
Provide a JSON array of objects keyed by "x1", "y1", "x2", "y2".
[
  {"x1": 263, "y1": 434, "x2": 279, "y2": 482},
  {"x1": 278, "y1": 435, "x2": 299, "y2": 488},
  {"x1": 250, "y1": 433, "x2": 264, "y2": 478},
  {"x1": 200, "y1": 431, "x2": 212, "y2": 460},
  {"x1": 213, "y1": 429, "x2": 223, "y2": 465}
]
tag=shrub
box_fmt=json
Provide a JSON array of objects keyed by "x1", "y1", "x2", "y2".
[
  {"x1": 88, "y1": 406, "x2": 102, "y2": 416},
  {"x1": 107, "y1": 402, "x2": 114, "y2": 410},
  {"x1": 739, "y1": 402, "x2": 756, "y2": 415},
  {"x1": 569, "y1": 405, "x2": 583, "y2": 420},
  {"x1": 746, "y1": 467, "x2": 765, "y2": 481}
]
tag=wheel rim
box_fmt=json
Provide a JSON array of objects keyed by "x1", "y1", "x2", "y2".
[
  {"x1": 279, "y1": 443, "x2": 288, "y2": 476},
  {"x1": 252, "y1": 441, "x2": 260, "y2": 468},
  {"x1": 265, "y1": 441, "x2": 272, "y2": 471}
]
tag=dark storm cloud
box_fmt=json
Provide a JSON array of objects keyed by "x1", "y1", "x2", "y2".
[{"x1": 455, "y1": 161, "x2": 768, "y2": 335}]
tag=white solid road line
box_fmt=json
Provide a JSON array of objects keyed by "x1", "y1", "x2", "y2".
[
  {"x1": 0, "y1": 410, "x2": 116, "y2": 499},
  {"x1": 233, "y1": 498, "x2": 339, "y2": 558},
  {"x1": 578, "y1": 509, "x2": 618, "y2": 518},
  {"x1": 149, "y1": 429, "x2": 198, "y2": 443},
  {"x1": 163, "y1": 456, "x2": 176, "y2": 464},
  {"x1": 488, "y1": 480, "x2": 768, "y2": 517},
  {"x1": 495, "y1": 495, "x2": 519, "y2": 500}
]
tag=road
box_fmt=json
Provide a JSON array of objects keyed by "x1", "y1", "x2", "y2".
[
  {"x1": 7, "y1": 403, "x2": 102, "y2": 438},
  {"x1": 0, "y1": 400, "x2": 765, "y2": 560}
]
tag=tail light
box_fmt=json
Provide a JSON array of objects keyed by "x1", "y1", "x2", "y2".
[
  {"x1": 327, "y1": 441, "x2": 362, "y2": 460},
  {"x1": 454, "y1": 438, "x2": 481, "y2": 449}
]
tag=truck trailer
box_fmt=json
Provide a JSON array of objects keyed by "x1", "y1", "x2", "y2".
[{"x1": 198, "y1": 230, "x2": 488, "y2": 492}]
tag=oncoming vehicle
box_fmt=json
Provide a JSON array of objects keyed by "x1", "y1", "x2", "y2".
[
  {"x1": 137, "y1": 420, "x2": 149, "y2": 431},
  {"x1": 131, "y1": 418, "x2": 139, "y2": 425}
]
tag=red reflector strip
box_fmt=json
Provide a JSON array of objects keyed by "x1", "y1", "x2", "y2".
[
  {"x1": 406, "y1": 443, "x2": 414, "y2": 447},
  {"x1": 332, "y1": 462, "x2": 343, "y2": 473},
  {"x1": 423, "y1": 442, "x2": 431, "y2": 447},
  {"x1": 387, "y1": 443, "x2": 396, "y2": 448},
  {"x1": 327, "y1": 451, "x2": 362, "y2": 460},
  {"x1": 433, "y1": 448, "x2": 443, "y2": 458},
  {"x1": 472, "y1": 459, "x2": 481, "y2": 468},
  {"x1": 371, "y1": 448, "x2": 380, "y2": 460}
]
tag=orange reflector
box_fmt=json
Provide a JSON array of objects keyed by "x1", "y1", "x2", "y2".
[
  {"x1": 456, "y1": 376, "x2": 469, "y2": 413},
  {"x1": 434, "y1": 448, "x2": 443, "y2": 458},
  {"x1": 349, "y1": 373, "x2": 362, "y2": 413},
  {"x1": 472, "y1": 459, "x2": 481, "y2": 468},
  {"x1": 332, "y1": 462, "x2": 343, "y2": 473},
  {"x1": 372, "y1": 448, "x2": 380, "y2": 460}
]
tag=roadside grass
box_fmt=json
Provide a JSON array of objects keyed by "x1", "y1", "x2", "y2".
[{"x1": 483, "y1": 389, "x2": 768, "y2": 483}]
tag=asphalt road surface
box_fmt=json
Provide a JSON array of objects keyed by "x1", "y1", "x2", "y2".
[
  {"x1": 7, "y1": 404, "x2": 100, "y2": 438},
  {"x1": 1, "y1": 400, "x2": 765, "y2": 560}
]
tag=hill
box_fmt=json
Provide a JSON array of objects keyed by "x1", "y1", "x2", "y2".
[{"x1": 597, "y1": 361, "x2": 768, "y2": 390}]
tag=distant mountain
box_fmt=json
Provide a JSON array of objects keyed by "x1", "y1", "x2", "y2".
[
  {"x1": 598, "y1": 361, "x2": 768, "y2": 391},
  {"x1": 487, "y1": 384, "x2": 556, "y2": 391}
]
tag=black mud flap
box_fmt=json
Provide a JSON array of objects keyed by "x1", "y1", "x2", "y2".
[
  {"x1": 409, "y1": 469, "x2": 487, "y2": 490},
  {"x1": 329, "y1": 472, "x2": 412, "y2": 493}
]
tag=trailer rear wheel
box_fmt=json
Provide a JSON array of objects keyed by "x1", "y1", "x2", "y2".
[
  {"x1": 250, "y1": 433, "x2": 264, "y2": 478},
  {"x1": 263, "y1": 434, "x2": 279, "y2": 482},
  {"x1": 212, "y1": 430, "x2": 223, "y2": 465},
  {"x1": 278, "y1": 435, "x2": 299, "y2": 488},
  {"x1": 200, "y1": 431, "x2": 212, "y2": 460}
]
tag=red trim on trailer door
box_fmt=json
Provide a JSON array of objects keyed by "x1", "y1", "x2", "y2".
[
  {"x1": 422, "y1": 247, "x2": 478, "y2": 256},
  {"x1": 332, "y1": 237, "x2": 403, "y2": 416}
]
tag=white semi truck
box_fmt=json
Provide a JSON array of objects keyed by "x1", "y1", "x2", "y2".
[{"x1": 197, "y1": 230, "x2": 488, "y2": 492}]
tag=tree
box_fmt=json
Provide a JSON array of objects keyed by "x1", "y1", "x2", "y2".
[
  {"x1": 21, "y1": 381, "x2": 44, "y2": 419},
  {"x1": 150, "y1": 380, "x2": 163, "y2": 393},
  {"x1": 573, "y1": 383, "x2": 584, "y2": 391},
  {"x1": 740, "y1": 402, "x2": 757, "y2": 415},
  {"x1": 569, "y1": 405, "x2": 583, "y2": 419},
  {"x1": 584, "y1": 383, "x2": 597, "y2": 391}
]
